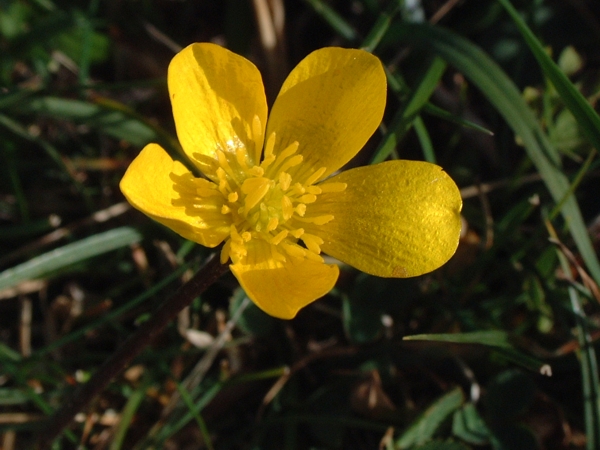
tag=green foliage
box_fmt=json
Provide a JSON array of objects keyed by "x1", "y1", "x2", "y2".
[{"x1": 1, "y1": 0, "x2": 600, "y2": 448}]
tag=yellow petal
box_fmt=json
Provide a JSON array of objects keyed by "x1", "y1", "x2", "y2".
[
  {"x1": 120, "y1": 143, "x2": 231, "y2": 247},
  {"x1": 169, "y1": 43, "x2": 268, "y2": 171},
  {"x1": 230, "y1": 240, "x2": 339, "y2": 319},
  {"x1": 266, "y1": 47, "x2": 386, "y2": 183},
  {"x1": 305, "y1": 160, "x2": 462, "y2": 277}
]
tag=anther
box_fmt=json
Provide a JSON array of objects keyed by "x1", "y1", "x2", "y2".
[
  {"x1": 241, "y1": 177, "x2": 270, "y2": 211},
  {"x1": 319, "y1": 182, "x2": 347, "y2": 193},
  {"x1": 305, "y1": 167, "x2": 327, "y2": 185},
  {"x1": 271, "y1": 230, "x2": 289, "y2": 245},
  {"x1": 264, "y1": 132, "x2": 276, "y2": 160},
  {"x1": 282, "y1": 196, "x2": 293, "y2": 220},
  {"x1": 279, "y1": 172, "x2": 292, "y2": 191},
  {"x1": 289, "y1": 228, "x2": 304, "y2": 238},
  {"x1": 267, "y1": 217, "x2": 279, "y2": 232},
  {"x1": 252, "y1": 115, "x2": 264, "y2": 163},
  {"x1": 299, "y1": 194, "x2": 317, "y2": 204},
  {"x1": 277, "y1": 154, "x2": 303, "y2": 175}
]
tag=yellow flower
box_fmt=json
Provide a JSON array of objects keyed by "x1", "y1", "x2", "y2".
[{"x1": 120, "y1": 43, "x2": 462, "y2": 319}]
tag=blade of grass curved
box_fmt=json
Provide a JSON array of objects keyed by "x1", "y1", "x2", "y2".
[
  {"x1": 392, "y1": 22, "x2": 600, "y2": 285},
  {"x1": 0, "y1": 227, "x2": 142, "y2": 291},
  {"x1": 497, "y1": 0, "x2": 600, "y2": 151}
]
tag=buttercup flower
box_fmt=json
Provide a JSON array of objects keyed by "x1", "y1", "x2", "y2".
[{"x1": 120, "y1": 43, "x2": 462, "y2": 319}]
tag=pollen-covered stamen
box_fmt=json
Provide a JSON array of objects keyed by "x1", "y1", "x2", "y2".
[
  {"x1": 241, "y1": 177, "x2": 271, "y2": 211},
  {"x1": 251, "y1": 115, "x2": 264, "y2": 163},
  {"x1": 207, "y1": 127, "x2": 348, "y2": 266}
]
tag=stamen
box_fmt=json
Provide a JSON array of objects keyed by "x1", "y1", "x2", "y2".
[
  {"x1": 305, "y1": 167, "x2": 327, "y2": 185},
  {"x1": 194, "y1": 153, "x2": 219, "y2": 179},
  {"x1": 271, "y1": 229, "x2": 289, "y2": 245},
  {"x1": 279, "y1": 172, "x2": 292, "y2": 191},
  {"x1": 241, "y1": 177, "x2": 271, "y2": 211},
  {"x1": 248, "y1": 166, "x2": 264, "y2": 177},
  {"x1": 228, "y1": 192, "x2": 239, "y2": 203},
  {"x1": 196, "y1": 185, "x2": 221, "y2": 197},
  {"x1": 302, "y1": 234, "x2": 324, "y2": 254},
  {"x1": 220, "y1": 240, "x2": 231, "y2": 263},
  {"x1": 296, "y1": 215, "x2": 334, "y2": 225},
  {"x1": 290, "y1": 183, "x2": 305, "y2": 195},
  {"x1": 306, "y1": 186, "x2": 322, "y2": 195},
  {"x1": 282, "y1": 196, "x2": 293, "y2": 220},
  {"x1": 235, "y1": 147, "x2": 250, "y2": 170},
  {"x1": 277, "y1": 141, "x2": 299, "y2": 161},
  {"x1": 270, "y1": 244, "x2": 286, "y2": 262},
  {"x1": 277, "y1": 154, "x2": 303, "y2": 175},
  {"x1": 319, "y1": 182, "x2": 347, "y2": 193},
  {"x1": 252, "y1": 115, "x2": 264, "y2": 163},
  {"x1": 304, "y1": 250, "x2": 324, "y2": 263},
  {"x1": 216, "y1": 167, "x2": 232, "y2": 195},
  {"x1": 282, "y1": 242, "x2": 306, "y2": 259},
  {"x1": 289, "y1": 228, "x2": 305, "y2": 238},
  {"x1": 267, "y1": 217, "x2": 279, "y2": 232},
  {"x1": 221, "y1": 205, "x2": 231, "y2": 214},
  {"x1": 216, "y1": 150, "x2": 239, "y2": 184},
  {"x1": 241, "y1": 231, "x2": 252, "y2": 241},
  {"x1": 263, "y1": 132, "x2": 276, "y2": 161},
  {"x1": 299, "y1": 194, "x2": 317, "y2": 204},
  {"x1": 295, "y1": 204, "x2": 307, "y2": 216}
]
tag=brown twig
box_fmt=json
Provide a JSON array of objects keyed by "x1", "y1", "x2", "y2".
[{"x1": 35, "y1": 254, "x2": 229, "y2": 449}]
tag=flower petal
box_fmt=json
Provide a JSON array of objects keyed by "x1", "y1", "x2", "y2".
[
  {"x1": 169, "y1": 43, "x2": 268, "y2": 171},
  {"x1": 305, "y1": 160, "x2": 462, "y2": 277},
  {"x1": 266, "y1": 47, "x2": 386, "y2": 183},
  {"x1": 230, "y1": 240, "x2": 339, "y2": 319},
  {"x1": 120, "y1": 143, "x2": 231, "y2": 247}
]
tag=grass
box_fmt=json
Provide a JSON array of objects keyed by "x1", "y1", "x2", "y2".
[{"x1": 2, "y1": 0, "x2": 600, "y2": 448}]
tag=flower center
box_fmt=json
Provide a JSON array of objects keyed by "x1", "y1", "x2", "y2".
[{"x1": 189, "y1": 115, "x2": 346, "y2": 265}]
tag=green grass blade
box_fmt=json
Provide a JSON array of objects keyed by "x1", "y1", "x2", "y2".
[
  {"x1": 303, "y1": 0, "x2": 358, "y2": 41},
  {"x1": 423, "y1": 103, "x2": 494, "y2": 136},
  {"x1": 404, "y1": 330, "x2": 512, "y2": 348},
  {"x1": 413, "y1": 116, "x2": 436, "y2": 163},
  {"x1": 497, "y1": 0, "x2": 600, "y2": 152},
  {"x1": 0, "y1": 227, "x2": 142, "y2": 291},
  {"x1": 109, "y1": 382, "x2": 147, "y2": 450},
  {"x1": 391, "y1": 22, "x2": 600, "y2": 285},
  {"x1": 552, "y1": 234, "x2": 600, "y2": 450},
  {"x1": 361, "y1": 3, "x2": 400, "y2": 53},
  {"x1": 17, "y1": 96, "x2": 158, "y2": 148},
  {"x1": 371, "y1": 57, "x2": 447, "y2": 163},
  {"x1": 395, "y1": 387, "x2": 464, "y2": 448},
  {"x1": 404, "y1": 331, "x2": 550, "y2": 374},
  {"x1": 171, "y1": 378, "x2": 215, "y2": 450}
]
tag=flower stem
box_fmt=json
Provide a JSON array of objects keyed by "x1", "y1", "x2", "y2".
[{"x1": 35, "y1": 254, "x2": 229, "y2": 449}]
